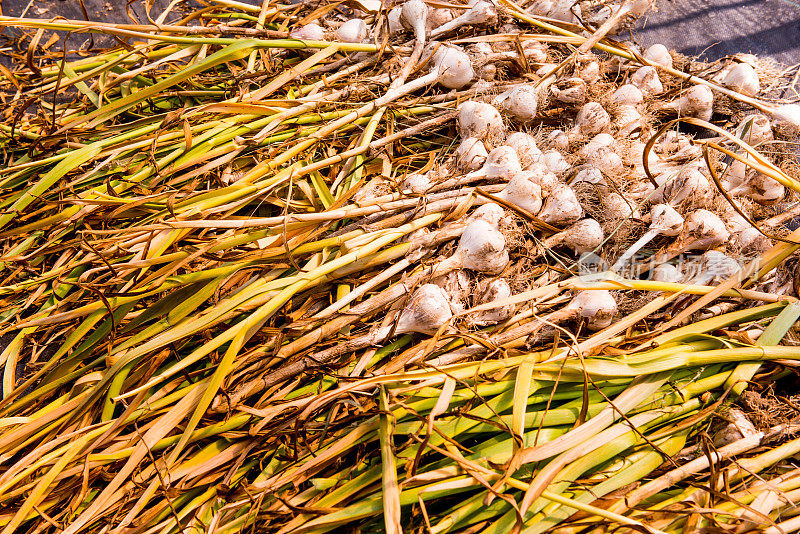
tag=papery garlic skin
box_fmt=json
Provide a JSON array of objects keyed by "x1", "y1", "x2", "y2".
[
  {"x1": 471, "y1": 146, "x2": 522, "y2": 180},
  {"x1": 547, "y1": 129, "x2": 569, "y2": 152},
  {"x1": 431, "y1": 45, "x2": 475, "y2": 89},
  {"x1": 457, "y1": 219, "x2": 510, "y2": 274},
  {"x1": 400, "y1": 173, "x2": 432, "y2": 194},
  {"x1": 605, "y1": 192, "x2": 640, "y2": 220},
  {"x1": 652, "y1": 263, "x2": 683, "y2": 283},
  {"x1": 735, "y1": 114, "x2": 773, "y2": 146},
  {"x1": 395, "y1": 284, "x2": 454, "y2": 334},
  {"x1": 675, "y1": 85, "x2": 714, "y2": 121},
  {"x1": 678, "y1": 210, "x2": 731, "y2": 252},
  {"x1": 545, "y1": 218, "x2": 604, "y2": 253},
  {"x1": 572, "y1": 102, "x2": 611, "y2": 137},
  {"x1": 771, "y1": 104, "x2": 800, "y2": 137},
  {"x1": 551, "y1": 77, "x2": 588, "y2": 104},
  {"x1": 541, "y1": 150, "x2": 571, "y2": 174},
  {"x1": 520, "y1": 164, "x2": 559, "y2": 193}
]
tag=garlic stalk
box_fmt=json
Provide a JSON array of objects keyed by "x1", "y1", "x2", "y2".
[
  {"x1": 492, "y1": 86, "x2": 539, "y2": 123},
  {"x1": 467, "y1": 279, "x2": 516, "y2": 326},
  {"x1": 457, "y1": 101, "x2": 505, "y2": 141},
  {"x1": 543, "y1": 218, "x2": 604, "y2": 254},
  {"x1": 429, "y1": 0, "x2": 498, "y2": 38},
  {"x1": 538, "y1": 182, "x2": 583, "y2": 225},
  {"x1": 612, "y1": 203, "x2": 684, "y2": 272},
  {"x1": 455, "y1": 137, "x2": 488, "y2": 170}
]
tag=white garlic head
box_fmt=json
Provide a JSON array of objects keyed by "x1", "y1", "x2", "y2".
[
  {"x1": 735, "y1": 114, "x2": 773, "y2": 146},
  {"x1": 505, "y1": 132, "x2": 543, "y2": 169},
  {"x1": 457, "y1": 218, "x2": 509, "y2": 274},
  {"x1": 723, "y1": 63, "x2": 760, "y2": 97},
  {"x1": 538, "y1": 182, "x2": 583, "y2": 225},
  {"x1": 336, "y1": 19, "x2": 369, "y2": 43},
  {"x1": 492, "y1": 86, "x2": 539, "y2": 123},
  {"x1": 541, "y1": 150, "x2": 571, "y2": 174},
  {"x1": 469, "y1": 279, "x2": 516, "y2": 326},
  {"x1": 497, "y1": 173, "x2": 543, "y2": 214},
  {"x1": 643, "y1": 43, "x2": 672, "y2": 69},
  {"x1": 631, "y1": 65, "x2": 663, "y2": 96},
  {"x1": 551, "y1": 77, "x2": 588, "y2": 104},
  {"x1": 457, "y1": 101, "x2": 505, "y2": 141},
  {"x1": 481, "y1": 146, "x2": 522, "y2": 179},
  {"x1": 680, "y1": 209, "x2": 731, "y2": 251},
  {"x1": 567, "y1": 290, "x2": 617, "y2": 330},
  {"x1": 290, "y1": 23, "x2": 325, "y2": 41},
  {"x1": 652, "y1": 263, "x2": 683, "y2": 283},
  {"x1": 573, "y1": 102, "x2": 611, "y2": 137},
  {"x1": 455, "y1": 137, "x2": 489, "y2": 171},
  {"x1": 431, "y1": 45, "x2": 475, "y2": 89},
  {"x1": 650, "y1": 204, "x2": 684, "y2": 236},
  {"x1": 561, "y1": 218, "x2": 604, "y2": 253},
  {"x1": 396, "y1": 284, "x2": 453, "y2": 334}
]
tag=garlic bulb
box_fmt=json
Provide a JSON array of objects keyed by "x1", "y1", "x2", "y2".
[
  {"x1": 612, "y1": 204, "x2": 684, "y2": 271},
  {"x1": 457, "y1": 101, "x2": 505, "y2": 141},
  {"x1": 657, "y1": 166, "x2": 714, "y2": 207},
  {"x1": 643, "y1": 43, "x2": 672, "y2": 69},
  {"x1": 661, "y1": 85, "x2": 714, "y2": 121},
  {"x1": 565, "y1": 290, "x2": 617, "y2": 330},
  {"x1": 387, "y1": 7, "x2": 404, "y2": 34},
  {"x1": 734, "y1": 227, "x2": 772, "y2": 255},
  {"x1": 723, "y1": 63, "x2": 760, "y2": 97},
  {"x1": 578, "y1": 133, "x2": 615, "y2": 160},
  {"x1": 605, "y1": 192, "x2": 640, "y2": 219},
  {"x1": 528, "y1": 0, "x2": 581, "y2": 22},
  {"x1": 430, "y1": 0, "x2": 498, "y2": 38},
  {"x1": 468, "y1": 279, "x2": 516, "y2": 326},
  {"x1": 520, "y1": 164, "x2": 559, "y2": 193},
  {"x1": 455, "y1": 137, "x2": 489, "y2": 170},
  {"x1": 546, "y1": 129, "x2": 569, "y2": 152},
  {"x1": 673, "y1": 209, "x2": 731, "y2": 252},
  {"x1": 521, "y1": 40, "x2": 548, "y2": 63},
  {"x1": 575, "y1": 54, "x2": 601, "y2": 84},
  {"x1": 336, "y1": 19, "x2": 369, "y2": 43},
  {"x1": 543, "y1": 218, "x2": 604, "y2": 254},
  {"x1": 290, "y1": 23, "x2": 325, "y2": 41},
  {"x1": 610, "y1": 84, "x2": 644, "y2": 136},
  {"x1": 631, "y1": 65, "x2": 663, "y2": 96},
  {"x1": 770, "y1": 103, "x2": 800, "y2": 137},
  {"x1": 434, "y1": 218, "x2": 509, "y2": 275},
  {"x1": 400, "y1": 172, "x2": 432, "y2": 194},
  {"x1": 589, "y1": 146, "x2": 624, "y2": 177},
  {"x1": 395, "y1": 284, "x2": 454, "y2": 334},
  {"x1": 492, "y1": 86, "x2": 539, "y2": 123},
  {"x1": 538, "y1": 182, "x2": 583, "y2": 225},
  {"x1": 434, "y1": 269, "x2": 469, "y2": 314},
  {"x1": 550, "y1": 77, "x2": 588, "y2": 104},
  {"x1": 505, "y1": 132, "x2": 543, "y2": 168},
  {"x1": 730, "y1": 170, "x2": 785, "y2": 205},
  {"x1": 428, "y1": 44, "x2": 475, "y2": 89},
  {"x1": 497, "y1": 173, "x2": 543, "y2": 214},
  {"x1": 468, "y1": 202, "x2": 506, "y2": 227},
  {"x1": 735, "y1": 114, "x2": 773, "y2": 146},
  {"x1": 652, "y1": 263, "x2": 683, "y2": 283},
  {"x1": 571, "y1": 102, "x2": 611, "y2": 138},
  {"x1": 426, "y1": 7, "x2": 455, "y2": 31},
  {"x1": 691, "y1": 250, "x2": 740, "y2": 285},
  {"x1": 466, "y1": 146, "x2": 521, "y2": 180},
  {"x1": 540, "y1": 150, "x2": 570, "y2": 174},
  {"x1": 572, "y1": 166, "x2": 606, "y2": 186},
  {"x1": 712, "y1": 409, "x2": 758, "y2": 448}
]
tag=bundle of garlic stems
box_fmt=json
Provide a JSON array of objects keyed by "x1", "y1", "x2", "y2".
[{"x1": 1, "y1": 0, "x2": 800, "y2": 532}]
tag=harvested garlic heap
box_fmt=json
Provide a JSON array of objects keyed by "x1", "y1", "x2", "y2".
[{"x1": 294, "y1": 0, "x2": 799, "y2": 337}]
